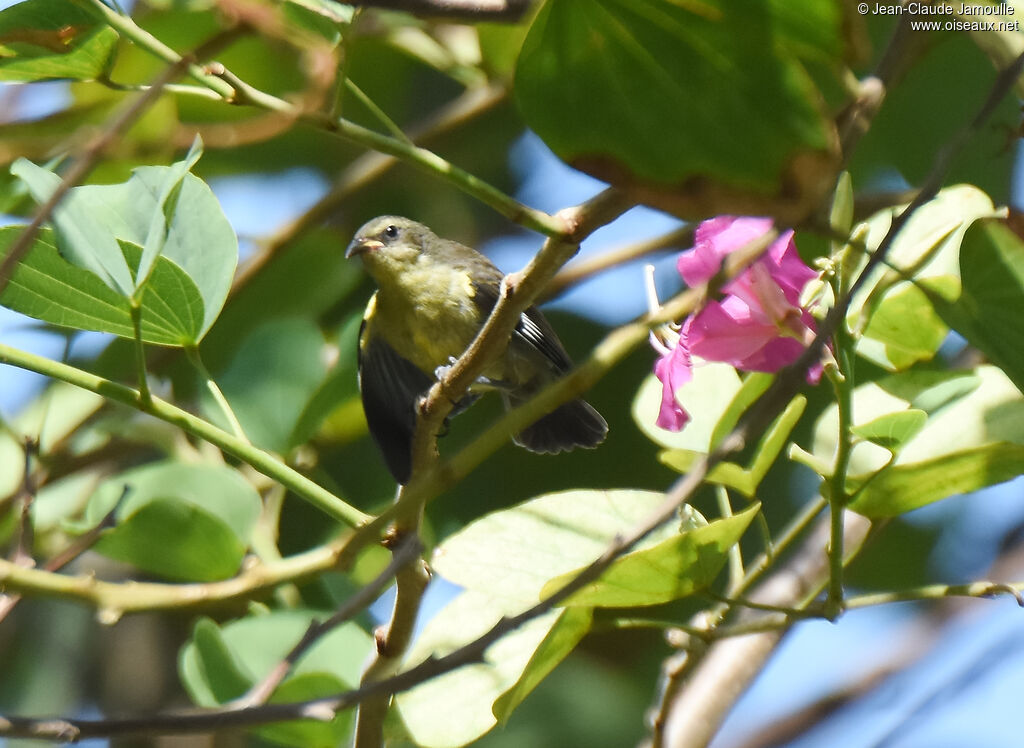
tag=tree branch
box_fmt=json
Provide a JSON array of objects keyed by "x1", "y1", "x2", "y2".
[
  {"x1": 0, "y1": 343, "x2": 369, "y2": 528},
  {"x1": 0, "y1": 535, "x2": 359, "y2": 621},
  {"x1": 80, "y1": 0, "x2": 563, "y2": 237},
  {"x1": 350, "y1": 0, "x2": 531, "y2": 21}
]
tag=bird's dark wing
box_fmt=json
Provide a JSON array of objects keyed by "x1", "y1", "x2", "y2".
[
  {"x1": 471, "y1": 279, "x2": 573, "y2": 373},
  {"x1": 358, "y1": 320, "x2": 434, "y2": 484}
]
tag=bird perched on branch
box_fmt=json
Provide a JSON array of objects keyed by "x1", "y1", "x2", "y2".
[{"x1": 346, "y1": 216, "x2": 607, "y2": 483}]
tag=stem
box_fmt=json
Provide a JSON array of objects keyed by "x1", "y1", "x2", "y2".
[
  {"x1": 846, "y1": 580, "x2": 1024, "y2": 609},
  {"x1": 128, "y1": 301, "x2": 151, "y2": 404},
  {"x1": 0, "y1": 342, "x2": 369, "y2": 528},
  {"x1": 80, "y1": 0, "x2": 236, "y2": 98},
  {"x1": 80, "y1": 0, "x2": 564, "y2": 237},
  {"x1": 185, "y1": 346, "x2": 249, "y2": 443},
  {"x1": 0, "y1": 536, "x2": 354, "y2": 620},
  {"x1": 343, "y1": 79, "x2": 412, "y2": 145},
  {"x1": 825, "y1": 334, "x2": 855, "y2": 618},
  {"x1": 715, "y1": 486, "x2": 744, "y2": 590}
]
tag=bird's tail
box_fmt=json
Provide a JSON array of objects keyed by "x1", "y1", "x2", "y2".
[{"x1": 504, "y1": 393, "x2": 608, "y2": 454}]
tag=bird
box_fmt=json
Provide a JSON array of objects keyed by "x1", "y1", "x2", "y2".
[{"x1": 346, "y1": 216, "x2": 608, "y2": 483}]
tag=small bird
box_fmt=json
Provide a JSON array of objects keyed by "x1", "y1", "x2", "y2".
[{"x1": 346, "y1": 216, "x2": 607, "y2": 483}]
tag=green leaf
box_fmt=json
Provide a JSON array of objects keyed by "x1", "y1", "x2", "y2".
[
  {"x1": 432, "y1": 490, "x2": 703, "y2": 603},
  {"x1": 31, "y1": 471, "x2": 102, "y2": 533},
  {"x1": 659, "y1": 449, "x2": 751, "y2": 494},
  {"x1": 93, "y1": 498, "x2": 245, "y2": 582},
  {"x1": 851, "y1": 409, "x2": 927, "y2": 452},
  {"x1": 849, "y1": 443, "x2": 1024, "y2": 518},
  {"x1": 259, "y1": 674, "x2": 354, "y2": 748},
  {"x1": 860, "y1": 283, "x2": 948, "y2": 370},
  {"x1": 9, "y1": 159, "x2": 237, "y2": 338},
  {"x1": 930, "y1": 219, "x2": 1024, "y2": 394},
  {"x1": 745, "y1": 395, "x2": 807, "y2": 490},
  {"x1": 0, "y1": 0, "x2": 119, "y2": 82},
  {"x1": 396, "y1": 591, "x2": 584, "y2": 748},
  {"x1": 137, "y1": 136, "x2": 205, "y2": 291},
  {"x1": 708, "y1": 372, "x2": 774, "y2": 452},
  {"x1": 491, "y1": 606, "x2": 593, "y2": 723},
  {"x1": 812, "y1": 366, "x2": 1024, "y2": 514},
  {"x1": 188, "y1": 618, "x2": 254, "y2": 704},
  {"x1": 181, "y1": 611, "x2": 370, "y2": 746},
  {"x1": 540, "y1": 504, "x2": 759, "y2": 607},
  {"x1": 633, "y1": 363, "x2": 742, "y2": 453},
  {"x1": 11, "y1": 159, "x2": 135, "y2": 295},
  {"x1": 515, "y1": 0, "x2": 841, "y2": 220},
  {"x1": 0, "y1": 228, "x2": 208, "y2": 345},
  {"x1": 849, "y1": 185, "x2": 999, "y2": 370},
  {"x1": 830, "y1": 171, "x2": 854, "y2": 248},
  {"x1": 661, "y1": 395, "x2": 805, "y2": 497},
  {"x1": 83, "y1": 461, "x2": 261, "y2": 581},
  {"x1": 205, "y1": 318, "x2": 329, "y2": 453},
  {"x1": 0, "y1": 381, "x2": 104, "y2": 502}
]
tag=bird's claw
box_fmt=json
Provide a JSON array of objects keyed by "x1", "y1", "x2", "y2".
[{"x1": 434, "y1": 356, "x2": 460, "y2": 381}]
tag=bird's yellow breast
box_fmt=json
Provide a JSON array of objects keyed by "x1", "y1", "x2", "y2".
[{"x1": 363, "y1": 258, "x2": 488, "y2": 377}]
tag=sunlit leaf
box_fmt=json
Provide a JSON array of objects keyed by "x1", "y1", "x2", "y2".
[
  {"x1": 813, "y1": 366, "x2": 1024, "y2": 515},
  {"x1": 9, "y1": 158, "x2": 236, "y2": 338},
  {"x1": 432, "y1": 490, "x2": 704, "y2": 603},
  {"x1": 930, "y1": 219, "x2": 1024, "y2": 394},
  {"x1": 633, "y1": 363, "x2": 742, "y2": 453},
  {"x1": 849, "y1": 443, "x2": 1024, "y2": 518},
  {"x1": 0, "y1": 228, "x2": 205, "y2": 345},
  {"x1": 11, "y1": 158, "x2": 134, "y2": 295},
  {"x1": 396, "y1": 591, "x2": 588, "y2": 748},
  {"x1": 541, "y1": 505, "x2": 758, "y2": 607},
  {"x1": 851, "y1": 409, "x2": 927, "y2": 452}
]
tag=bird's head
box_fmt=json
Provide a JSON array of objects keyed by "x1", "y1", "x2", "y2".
[{"x1": 346, "y1": 216, "x2": 439, "y2": 280}]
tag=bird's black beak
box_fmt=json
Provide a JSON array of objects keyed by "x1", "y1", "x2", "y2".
[{"x1": 345, "y1": 236, "x2": 384, "y2": 259}]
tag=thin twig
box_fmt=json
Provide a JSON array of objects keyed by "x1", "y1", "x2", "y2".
[
  {"x1": 238, "y1": 534, "x2": 423, "y2": 708},
  {"x1": 0, "y1": 342, "x2": 370, "y2": 527},
  {"x1": 349, "y1": 0, "x2": 531, "y2": 20},
  {"x1": 232, "y1": 83, "x2": 508, "y2": 293},
  {"x1": 544, "y1": 225, "x2": 694, "y2": 299}
]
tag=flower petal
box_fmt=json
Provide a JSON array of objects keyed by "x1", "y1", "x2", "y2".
[
  {"x1": 678, "y1": 216, "x2": 775, "y2": 286},
  {"x1": 654, "y1": 340, "x2": 693, "y2": 431},
  {"x1": 687, "y1": 297, "x2": 777, "y2": 364}
]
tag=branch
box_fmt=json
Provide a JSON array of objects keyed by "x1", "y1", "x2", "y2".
[
  {"x1": 238, "y1": 534, "x2": 423, "y2": 707},
  {"x1": 0, "y1": 535, "x2": 358, "y2": 622},
  {"x1": 647, "y1": 510, "x2": 873, "y2": 748},
  {"x1": 0, "y1": 343, "x2": 369, "y2": 528},
  {"x1": 0, "y1": 483, "x2": 128, "y2": 623},
  {"x1": 350, "y1": 0, "x2": 531, "y2": 21},
  {"x1": 543, "y1": 225, "x2": 694, "y2": 299},
  {"x1": 81, "y1": 0, "x2": 563, "y2": 237}
]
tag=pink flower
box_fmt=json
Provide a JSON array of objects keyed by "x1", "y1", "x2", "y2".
[
  {"x1": 652, "y1": 328, "x2": 693, "y2": 431},
  {"x1": 651, "y1": 217, "x2": 821, "y2": 432}
]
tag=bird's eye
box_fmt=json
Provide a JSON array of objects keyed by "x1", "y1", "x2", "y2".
[{"x1": 384, "y1": 224, "x2": 400, "y2": 239}]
